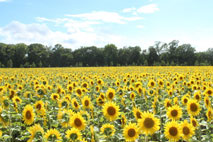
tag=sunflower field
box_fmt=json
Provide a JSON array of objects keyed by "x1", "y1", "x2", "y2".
[{"x1": 0, "y1": 67, "x2": 212, "y2": 142}]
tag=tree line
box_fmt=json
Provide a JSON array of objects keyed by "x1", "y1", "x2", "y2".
[{"x1": 0, "y1": 40, "x2": 212, "y2": 68}]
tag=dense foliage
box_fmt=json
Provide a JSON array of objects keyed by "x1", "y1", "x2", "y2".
[{"x1": 0, "y1": 40, "x2": 213, "y2": 67}]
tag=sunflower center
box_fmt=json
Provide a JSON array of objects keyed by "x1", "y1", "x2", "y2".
[
  {"x1": 26, "y1": 111, "x2": 32, "y2": 119},
  {"x1": 85, "y1": 100, "x2": 89, "y2": 106},
  {"x1": 53, "y1": 95, "x2": 58, "y2": 100},
  {"x1": 184, "y1": 98, "x2": 188, "y2": 104},
  {"x1": 183, "y1": 126, "x2": 190, "y2": 135},
  {"x1": 74, "y1": 102, "x2": 78, "y2": 108},
  {"x1": 108, "y1": 92, "x2": 113, "y2": 99},
  {"x1": 192, "y1": 120, "x2": 197, "y2": 127},
  {"x1": 136, "y1": 112, "x2": 142, "y2": 119},
  {"x1": 107, "y1": 106, "x2": 116, "y2": 116},
  {"x1": 138, "y1": 88, "x2": 142, "y2": 93},
  {"x1": 206, "y1": 99, "x2": 209, "y2": 105},
  {"x1": 144, "y1": 118, "x2": 154, "y2": 128},
  {"x1": 195, "y1": 95, "x2": 199, "y2": 100},
  {"x1": 167, "y1": 102, "x2": 172, "y2": 107},
  {"x1": 77, "y1": 89, "x2": 82, "y2": 95},
  {"x1": 190, "y1": 103, "x2": 198, "y2": 112},
  {"x1": 207, "y1": 90, "x2": 212, "y2": 95},
  {"x1": 151, "y1": 82, "x2": 154, "y2": 86},
  {"x1": 74, "y1": 118, "x2": 82, "y2": 127},
  {"x1": 171, "y1": 110, "x2": 178, "y2": 117},
  {"x1": 128, "y1": 128, "x2": 136, "y2": 137},
  {"x1": 169, "y1": 127, "x2": 178, "y2": 136},
  {"x1": 36, "y1": 104, "x2": 42, "y2": 110},
  {"x1": 70, "y1": 133, "x2": 78, "y2": 140}
]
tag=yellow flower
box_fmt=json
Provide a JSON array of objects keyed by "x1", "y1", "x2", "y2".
[
  {"x1": 190, "y1": 117, "x2": 199, "y2": 129},
  {"x1": 70, "y1": 113, "x2": 86, "y2": 130},
  {"x1": 204, "y1": 96, "x2": 210, "y2": 108},
  {"x1": 27, "y1": 124, "x2": 44, "y2": 142},
  {"x1": 181, "y1": 95, "x2": 189, "y2": 106},
  {"x1": 204, "y1": 88, "x2": 213, "y2": 96},
  {"x1": 164, "y1": 98, "x2": 172, "y2": 109},
  {"x1": 75, "y1": 87, "x2": 83, "y2": 97},
  {"x1": 133, "y1": 107, "x2": 142, "y2": 121},
  {"x1": 44, "y1": 128, "x2": 62, "y2": 142},
  {"x1": 71, "y1": 98, "x2": 80, "y2": 110},
  {"x1": 102, "y1": 101, "x2": 120, "y2": 121},
  {"x1": 51, "y1": 93, "x2": 60, "y2": 101},
  {"x1": 187, "y1": 99, "x2": 201, "y2": 116},
  {"x1": 0, "y1": 130, "x2": 2, "y2": 137},
  {"x1": 82, "y1": 96, "x2": 91, "y2": 109},
  {"x1": 180, "y1": 120, "x2": 195, "y2": 141},
  {"x1": 123, "y1": 123, "x2": 139, "y2": 141},
  {"x1": 164, "y1": 121, "x2": 181, "y2": 142},
  {"x1": 65, "y1": 128, "x2": 81, "y2": 141},
  {"x1": 206, "y1": 107, "x2": 213, "y2": 122},
  {"x1": 106, "y1": 88, "x2": 115, "y2": 101},
  {"x1": 57, "y1": 109, "x2": 73, "y2": 128},
  {"x1": 34, "y1": 100, "x2": 44, "y2": 112},
  {"x1": 101, "y1": 123, "x2": 115, "y2": 137},
  {"x1": 138, "y1": 112, "x2": 160, "y2": 135},
  {"x1": 193, "y1": 91, "x2": 201, "y2": 102},
  {"x1": 130, "y1": 92, "x2": 136, "y2": 100},
  {"x1": 22, "y1": 104, "x2": 35, "y2": 125},
  {"x1": 167, "y1": 105, "x2": 182, "y2": 120},
  {"x1": 148, "y1": 80, "x2": 156, "y2": 88}
]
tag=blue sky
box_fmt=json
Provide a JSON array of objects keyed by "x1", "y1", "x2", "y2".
[{"x1": 0, "y1": 0, "x2": 213, "y2": 51}]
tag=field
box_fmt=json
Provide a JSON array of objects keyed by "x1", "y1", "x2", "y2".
[{"x1": 0, "y1": 67, "x2": 212, "y2": 142}]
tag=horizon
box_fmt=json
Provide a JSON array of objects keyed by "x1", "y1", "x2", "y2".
[{"x1": 0, "y1": 0, "x2": 213, "y2": 51}]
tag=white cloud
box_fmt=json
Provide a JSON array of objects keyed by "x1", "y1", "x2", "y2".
[
  {"x1": 122, "y1": 7, "x2": 136, "y2": 13},
  {"x1": 0, "y1": 21, "x2": 126, "y2": 49},
  {"x1": 137, "y1": 4, "x2": 159, "y2": 14},
  {"x1": 66, "y1": 11, "x2": 143, "y2": 24}
]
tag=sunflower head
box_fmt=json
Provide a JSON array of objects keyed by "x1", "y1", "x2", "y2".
[
  {"x1": 138, "y1": 111, "x2": 160, "y2": 136},
  {"x1": 190, "y1": 117, "x2": 199, "y2": 128},
  {"x1": 22, "y1": 104, "x2": 35, "y2": 125},
  {"x1": 206, "y1": 107, "x2": 213, "y2": 122},
  {"x1": 28, "y1": 124, "x2": 44, "y2": 141},
  {"x1": 180, "y1": 120, "x2": 195, "y2": 140},
  {"x1": 123, "y1": 123, "x2": 139, "y2": 142},
  {"x1": 71, "y1": 98, "x2": 80, "y2": 110},
  {"x1": 102, "y1": 101, "x2": 120, "y2": 121},
  {"x1": 82, "y1": 96, "x2": 91, "y2": 109},
  {"x1": 167, "y1": 105, "x2": 182, "y2": 120},
  {"x1": 66, "y1": 128, "x2": 81, "y2": 141},
  {"x1": 44, "y1": 128, "x2": 62, "y2": 142},
  {"x1": 164, "y1": 121, "x2": 181, "y2": 142},
  {"x1": 133, "y1": 107, "x2": 143, "y2": 121},
  {"x1": 101, "y1": 123, "x2": 115, "y2": 137},
  {"x1": 187, "y1": 99, "x2": 201, "y2": 116},
  {"x1": 71, "y1": 113, "x2": 86, "y2": 130},
  {"x1": 106, "y1": 88, "x2": 115, "y2": 101}
]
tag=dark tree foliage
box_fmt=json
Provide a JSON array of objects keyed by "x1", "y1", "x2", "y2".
[{"x1": 0, "y1": 40, "x2": 212, "y2": 67}]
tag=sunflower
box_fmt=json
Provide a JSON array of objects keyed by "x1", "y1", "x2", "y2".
[
  {"x1": 51, "y1": 93, "x2": 60, "y2": 101},
  {"x1": 99, "y1": 93, "x2": 105, "y2": 100},
  {"x1": 106, "y1": 88, "x2": 115, "y2": 101},
  {"x1": 2, "y1": 96, "x2": 9, "y2": 109},
  {"x1": 12, "y1": 96, "x2": 22, "y2": 105},
  {"x1": 204, "y1": 88, "x2": 213, "y2": 96},
  {"x1": 34, "y1": 100, "x2": 44, "y2": 113},
  {"x1": 102, "y1": 101, "x2": 120, "y2": 121},
  {"x1": 27, "y1": 124, "x2": 44, "y2": 142},
  {"x1": 97, "y1": 97, "x2": 105, "y2": 106},
  {"x1": 193, "y1": 91, "x2": 201, "y2": 102},
  {"x1": 123, "y1": 123, "x2": 139, "y2": 141},
  {"x1": 71, "y1": 98, "x2": 80, "y2": 110},
  {"x1": 22, "y1": 104, "x2": 35, "y2": 125},
  {"x1": 97, "y1": 79, "x2": 104, "y2": 86},
  {"x1": 57, "y1": 109, "x2": 72, "y2": 128},
  {"x1": 75, "y1": 87, "x2": 83, "y2": 97},
  {"x1": 81, "y1": 82, "x2": 89, "y2": 88},
  {"x1": 167, "y1": 89, "x2": 173, "y2": 97},
  {"x1": 130, "y1": 92, "x2": 136, "y2": 100},
  {"x1": 136, "y1": 86, "x2": 143, "y2": 96},
  {"x1": 65, "y1": 128, "x2": 81, "y2": 141},
  {"x1": 167, "y1": 105, "x2": 182, "y2": 120},
  {"x1": 0, "y1": 130, "x2": 2, "y2": 137},
  {"x1": 135, "y1": 82, "x2": 142, "y2": 88},
  {"x1": 67, "y1": 84, "x2": 73, "y2": 93},
  {"x1": 120, "y1": 114, "x2": 127, "y2": 127},
  {"x1": 133, "y1": 107, "x2": 143, "y2": 121},
  {"x1": 181, "y1": 95, "x2": 189, "y2": 106},
  {"x1": 187, "y1": 99, "x2": 201, "y2": 116},
  {"x1": 180, "y1": 120, "x2": 195, "y2": 140},
  {"x1": 204, "y1": 96, "x2": 210, "y2": 108},
  {"x1": 82, "y1": 96, "x2": 91, "y2": 109},
  {"x1": 71, "y1": 113, "x2": 86, "y2": 130},
  {"x1": 164, "y1": 98, "x2": 172, "y2": 109},
  {"x1": 59, "y1": 98, "x2": 69, "y2": 109},
  {"x1": 148, "y1": 80, "x2": 155, "y2": 88},
  {"x1": 206, "y1": 107, "x2": 213, "y2": 122},
  {"x1": 138, "y1": 112, "x2": 160, "y2": 135},
  {"x1": 190, "y1": 117, "x2": 199, "y2": 128},
  {"x1": 101, "y1": 123, "x2": 115, "y2": 137},
  {"x1": 44, "y1": 128, "x2": 62, "y2": 142},
  {"x1": 164, "y1": 121, "x2": 181, "y2": 142}
]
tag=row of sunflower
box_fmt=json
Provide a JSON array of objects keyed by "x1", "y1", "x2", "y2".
[{"x1": 0, "y1": 67, "x2": 212, "y2": 142}]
